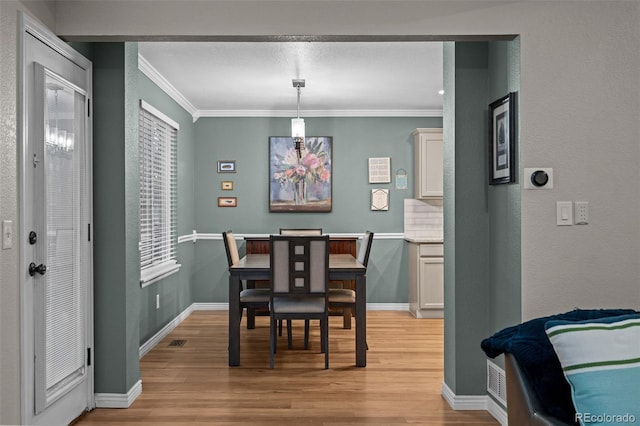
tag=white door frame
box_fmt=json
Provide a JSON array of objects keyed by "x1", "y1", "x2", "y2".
[{"x1": 18, "y1": 11, "x2": 94, "y2": 424}]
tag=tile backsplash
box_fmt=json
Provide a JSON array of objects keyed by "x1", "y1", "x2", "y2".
[{"x1": 404, "y1": 198, "x2": 443, "y2": 240}]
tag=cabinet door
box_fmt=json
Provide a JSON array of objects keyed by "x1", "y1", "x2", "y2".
[
  {"x1": 414, "y1": 129, "x2": 443, "y2": 199},
  {"x1": 419, "y1": 257, "x2": 444, "y2": 310}
]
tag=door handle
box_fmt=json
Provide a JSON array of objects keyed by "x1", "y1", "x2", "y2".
[{"x1": 29, "y1": 262, "x2": 47, "y2": 277}]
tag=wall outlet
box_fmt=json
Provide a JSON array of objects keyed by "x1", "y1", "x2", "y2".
[
  {"x1": 2, "y1": 220, "x2": 13, "y2": 249},
  {"x1": 575, "y1": 201, "x2": 589, "y2": 225},
  {"x1": 156, "y1": 294, "x2": 160, "y2": 310}
]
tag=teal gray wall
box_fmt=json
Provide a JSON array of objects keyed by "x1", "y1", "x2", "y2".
[
  {"x1": 137, "y1": 72, "x2": 196, "y2": 344},
  {"x1": 487, "y1": 40, "x2": 522, "y2": 358},
  {"x1": 92, "y1": 42, "x2": 141, "y2": 393},
  {"x1": 443, "y1": 41, "x2": 521, "y2": 396},
  {"x1": 192, "y1": 117, "x2": 441, "y2": 304}
]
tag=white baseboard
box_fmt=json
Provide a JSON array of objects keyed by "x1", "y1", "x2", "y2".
[
  {"x1": 94, "y1": 380, "x2": 142, "y2": 408},
  {"x1": 441, "y1": 382, "x2": 508, "y2": 425},
  {"x1": 192, "y1": 302, "x2": 229, "y2": 311},
  {"x1": 367, "y1": 303, "x2": 409, "y2": 311},
  {"x1": 139, "y1": 304, "x2": 194, "y2": 358},
  {"x1": 487, "y1": 396, "x2": 508, "y2": 426},
  {"x1": 440, "y1": 382, "x2": 488, "y2": 410}
]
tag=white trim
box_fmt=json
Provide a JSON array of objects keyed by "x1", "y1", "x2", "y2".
[
  {"x1": 177, "y1": 231, "x2": 406, "y2": 244},
  {"x1": 441, "y1": 382, "x2": 488, "y2": 411},
  {"x1": 140, "y1": 262, "x2": 181, "y2": 288},
  {"x1": 192, "y1": 302, "x2": 231, "y2": 311},
  {"x1": 139, "y1": 305, "x2": 195, "y2": 358},
  {"x1": 94, "y1": 380, "x2": 142, "y2": 409},
  {"x1": 198, "y1": 109, "x2": 443, "y2": 118},
  {"x1": 139, "y1": 99, "x2": 180, "y2": 130},
  {"x1": 487, "y1": 396, "x2": 508, "y2": 426},
  {"x1": 367, "y1": 303, "x2": 409, "y2": 311},
  {"x1": 138, "y1": 54, "x2": 199, "y2": 121}
]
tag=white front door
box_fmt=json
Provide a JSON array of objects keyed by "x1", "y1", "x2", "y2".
[{"x1": 20, "y1": 13, "x2": 94, "y2": 425}]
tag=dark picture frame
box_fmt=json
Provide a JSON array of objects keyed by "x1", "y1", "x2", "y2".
[
  {"x1": 489, "y1": 92, "x2": 516, "y2": 185},
  {"x1": 217, "y1": 160, "x2": 236, "y2": 173},
  {"x1": 269, "y1": 136, "x2": 332, "y2": 212}
]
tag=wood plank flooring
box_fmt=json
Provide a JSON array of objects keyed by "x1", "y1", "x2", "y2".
[{"x1": 76, "y1": 311, "x2": 498, "y2": 425}]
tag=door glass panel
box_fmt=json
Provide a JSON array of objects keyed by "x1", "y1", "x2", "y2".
[{"x1": 41, "y1": 72, "x2": 86, "y2": 404}]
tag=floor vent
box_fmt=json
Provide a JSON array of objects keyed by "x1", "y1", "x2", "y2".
[
  {"x1": 487, "y1": 360, "x2": 507, "y2": 406},
  {"x1": 168, "y1": 339, "x2": 187, "y2": 347}
]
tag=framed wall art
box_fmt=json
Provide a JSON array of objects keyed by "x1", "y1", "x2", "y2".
[
  {"x1": 368, "y1": 157, "x2": 391, "y2": 183},
  {"x1": 218, "y1": 197, "x2": 237, "y2": 207},
  {"x1": 269, "y1": 136, "x2": 332, "y2": 212},
  {"x1": 221, "y1": 181, "x2": 233, "y2": 190},
  {"x1": 489, "y1": 92, "x2": 516, "y2": 185},
  {"x1": 371, "y1": 189, "x2": 389, "y2": 211},
  {"x1": 217, "y1": 160, "x2": 236, "y2": 173}
]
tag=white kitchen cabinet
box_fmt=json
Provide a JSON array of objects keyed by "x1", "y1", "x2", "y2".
[
  {"x1": 408, "y1": 242, "x2": 444, "y2": 318},
  {"x1": 413, "y1": 128, "x2": 443, "y2": 199}
]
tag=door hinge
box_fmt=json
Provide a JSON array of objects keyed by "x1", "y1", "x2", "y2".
[
  {"x1": 88, "y1": 223, "x2": 91, "y2": 242},
  {"x1": 87, "y1": 348, "x2": 91, "y2": 366},
  {"x1": 87, "y1": 99, "x2": 91, "y2": 117}
]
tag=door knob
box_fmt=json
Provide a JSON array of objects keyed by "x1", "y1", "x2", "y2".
[{"x1": 29, "y1": 262, "x2": 47, "y2": 276}]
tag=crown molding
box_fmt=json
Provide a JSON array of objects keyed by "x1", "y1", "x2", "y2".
[{"x1": 138, "y1": 53, "x2": 199, "y2": 122}]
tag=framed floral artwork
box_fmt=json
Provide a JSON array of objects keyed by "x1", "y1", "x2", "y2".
[{"x1": 269, "y1": 136, "x2": 332, "y2": 212}]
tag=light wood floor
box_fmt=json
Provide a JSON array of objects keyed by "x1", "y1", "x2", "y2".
[{"x1": 76, "y1": 311, "x2": 498, "y2": 425}]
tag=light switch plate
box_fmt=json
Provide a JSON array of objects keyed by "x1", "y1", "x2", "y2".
[
  {"x1": 2, "y1": 220, "x2": 13, "y2": 249},
  {"x1": 556, "y1": 201, "x2": 573, "y2": 226}
]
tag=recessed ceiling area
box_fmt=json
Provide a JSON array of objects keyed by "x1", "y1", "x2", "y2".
[{"x1": 138, "y1": 41, "x2": 443, "y2": 118}]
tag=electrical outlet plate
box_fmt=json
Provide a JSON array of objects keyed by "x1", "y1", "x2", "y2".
[{"x1": 575, "y1": 201, "x2": 589, "y2": 225}]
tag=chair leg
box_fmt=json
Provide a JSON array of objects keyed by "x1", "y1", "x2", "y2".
[
  {"x1": 270, "y1": 317, "x2": 276, "y2": 369},
  {"x1": 319, "y1": 319, "x2": 326, "y2": 354},
  {"x1": 304, "y1": 320, "x2": 310, "y2": 350},
  {"x1": 323, "y1": 317, "x2": 329, "y2": 369},
  {"x1": 278, "y1": 319, "x2": 283, "y2": 336},
  {"x1": 287, "y1": 320, "x2": 293, "y2": 349},
  {"x1": 342, "y1": 308, "x2": 352, "y2": 329},
  {"x1": 247, "y1": 307, "x2": 256, "y2": 329}
]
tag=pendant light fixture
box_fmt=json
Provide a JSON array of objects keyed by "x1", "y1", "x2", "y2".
[{"x1": 291, "y1": 79, "x2": 305, "y2": 159}]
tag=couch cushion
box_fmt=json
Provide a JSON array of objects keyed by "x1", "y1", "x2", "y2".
[
  {"x1": 481, "y1": 309, "x2": 637, "y2": 424},
  {"x1": 545, "y1": 314, "x2": 640, "y2": 426}
]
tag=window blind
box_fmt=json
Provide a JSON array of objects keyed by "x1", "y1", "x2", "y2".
[{"x1": 139, "y1": 100, "x2": 179, "y2": 285}]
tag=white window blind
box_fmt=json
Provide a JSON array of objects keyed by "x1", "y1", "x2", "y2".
[{"x1": 139, "y1": 100, "x2": 180, "y2": 286}]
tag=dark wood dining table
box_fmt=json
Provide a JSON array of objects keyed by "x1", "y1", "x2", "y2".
[{"x1": 228, "y1": 253, "x2": 367, "y2": 367}]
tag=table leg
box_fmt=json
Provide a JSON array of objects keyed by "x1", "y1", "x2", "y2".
[
  {"x1": 355, "y1": 274, "x2": 366, "y2": 367},
  {"x1": 229, "y1": 274, "x2": 240, "y2": 366}
]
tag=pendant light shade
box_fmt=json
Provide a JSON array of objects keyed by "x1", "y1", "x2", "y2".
[{"x1": 292, "y1": 79, "x2": 305, "y2": 159}]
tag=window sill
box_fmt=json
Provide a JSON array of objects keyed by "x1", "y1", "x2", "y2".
[{"x1": 140, "y1": 262, "x2": 182, "y2": 288}]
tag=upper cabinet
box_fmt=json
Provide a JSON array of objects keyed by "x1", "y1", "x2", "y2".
[{"x1": 413, "y1": 128, "x2": 443, "y2": 199}]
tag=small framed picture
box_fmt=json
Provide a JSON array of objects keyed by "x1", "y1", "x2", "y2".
[
  {"x1": 217, "y1": 160, "x2": 236, "y2": 173},
  {"x1": 221, "y1": 181, "x2": 234, "y2": 190},
  {"x1": 217, "y1": 197, "x2": 237, "y2": 207},
  {"x1": 371, "y1": 188, "x2": 389, "y2": 211},
  {"x1": 368, "y1": 157, "x2": 391, "y2": 183},
  {"x1": 489, "y1": 92, "x2": 516, "y2": 185}
]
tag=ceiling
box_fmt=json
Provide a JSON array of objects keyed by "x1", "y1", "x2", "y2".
[{"x1": 137, "y1": 41, "x2": 444, "y2": 119}]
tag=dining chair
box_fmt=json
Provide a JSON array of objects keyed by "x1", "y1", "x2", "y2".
[
  {"x1": 328, "y1": 230, "x2": 374, "y2": 329},
  {"x1": 223, "y1": 230, "x2": 269, "y2": 329},
  {"x1": 269, "y1": 235, "x2": 330, "y2": 369},
  {"x1": 277, "y1": 228, "x2": 323, "y2": 336}
]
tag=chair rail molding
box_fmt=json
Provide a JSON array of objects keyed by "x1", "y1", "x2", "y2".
[{"x1": 178, "y1": 231, "x2": 405, "y2": 244}]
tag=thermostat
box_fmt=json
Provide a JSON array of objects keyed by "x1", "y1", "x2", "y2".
[{"x1": 524, "y1": 168, "x2": 553, "y2": 189}]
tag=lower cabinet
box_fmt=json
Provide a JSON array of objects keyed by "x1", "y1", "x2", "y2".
[{"x1": 408, "y1": 242, "x2": 444, "y2": 318}]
